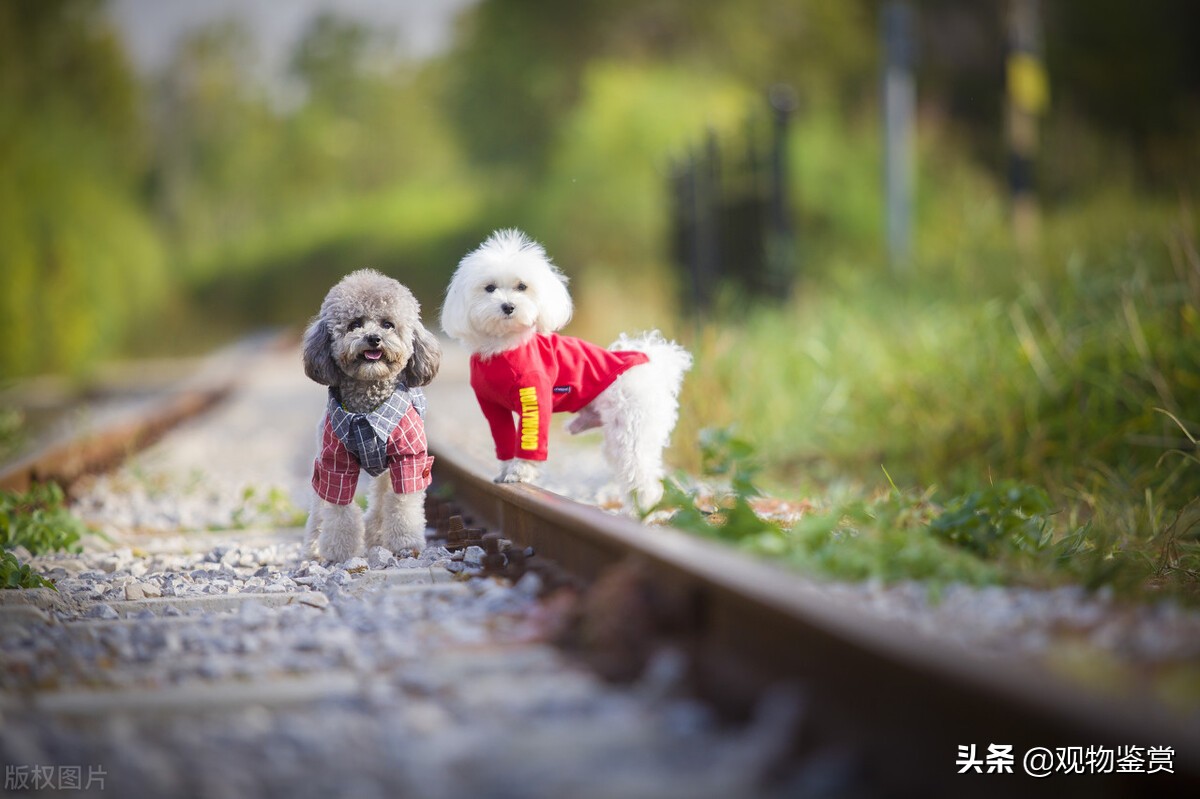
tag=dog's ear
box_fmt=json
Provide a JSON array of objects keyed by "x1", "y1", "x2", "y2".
[
  {"x1": 302, "y1": 316, "x2": 339, "y2": 386},
  {"x1": 535, "y1": 268, "x2": 573, "y2": 332},
  {"x1": 403, "y1": 323, "x2": 441, "y2": 387},
  {"x1": 439, "y1": 264, "x2": 471, "y2": 344}
]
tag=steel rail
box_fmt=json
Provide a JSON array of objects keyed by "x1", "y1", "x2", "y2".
[
  {"x1": 0, "y1": 386, "x2": 232, "y2": 493},
  {"x1": 4, "y1": 354, "x2": 1195, "y2": 794},
  {"x1": 0, "y1": 332, "x2": 292, "y2": 493},
  {"x1": 430, "y1": 441, "x2": 1200, "y2": 796}
]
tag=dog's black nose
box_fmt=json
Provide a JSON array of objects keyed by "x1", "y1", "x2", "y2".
[
  {"x1": 501, "y1": 302, "x2": 515, "y2": 316},
  {"x1": 366, "y1": 334, "x2": 382, "y2": 347}
]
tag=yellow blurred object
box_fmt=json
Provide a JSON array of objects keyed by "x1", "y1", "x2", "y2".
[{"x1": 1008, "y1": 52, "x2": 1050, "y2": 115}]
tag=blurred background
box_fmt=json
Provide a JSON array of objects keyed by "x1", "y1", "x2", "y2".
[{"x1": 2, "y1": 0, "x2": 1199, "y2": 595}]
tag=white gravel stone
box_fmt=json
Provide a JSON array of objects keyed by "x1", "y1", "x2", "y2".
[
  {"x1": 297, "y1": 593, "x2": 330, "y2": 610},
  {"x1": 342, "y1": 557, "x2": 370, "y2": 573},
  {"x1": 85, "y1": 603, "x2": 120, "y2": 620},
  {"x1": 366, "y1": 547, "x2": 396, "y2": 570}
]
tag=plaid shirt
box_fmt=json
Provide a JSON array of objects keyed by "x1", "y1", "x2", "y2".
[{"x1": 311, "y1": 385, "x2": 433, "y2": 505}]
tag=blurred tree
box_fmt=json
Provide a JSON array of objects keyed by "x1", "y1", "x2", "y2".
[
  {"x1": 147, "y1": 20, "x2": 282, "y2": 267},
  {"x1": 0, "y1": 0, "x2": 165, "y2": 377},
  {"x1": 290, "y1": 12, "x2": 379, "y2": 113},
  {"x1": 442, "y1": 0, "x2": 610, "y2": 174},
  {"x1": 0, "y1": 0, "x2": 143, "y2": 172},
  {"x1": 442, "y1": 0, "x2": 878, "y2": 174}
]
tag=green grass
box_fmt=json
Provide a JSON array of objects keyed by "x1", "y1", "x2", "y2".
[
  {"x1": 666, "y1": 200, "x2": 1200, "y2": 603},
  {"x1": 659, "y1": 425, "x2": 1198, "y2": 601},
  {"x1": 1, "y1": 483, "x2": 86, "y2": 554},
  {"x1": 0, "y1": 482, "x2": 88, "y2": 590}
]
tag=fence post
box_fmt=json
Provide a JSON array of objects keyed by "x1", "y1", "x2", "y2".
[
  {"x1": 767, "y1": 83, "x2": 798, "y2": 295},
  {"x1": 882, "y1": 0, "x2": 916, "y2": 270}
]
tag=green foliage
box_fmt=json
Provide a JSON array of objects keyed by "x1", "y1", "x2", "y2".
[
  {"x1": 1, "y1": 550, "x2": 54, "y2": 591},
  {"x1": 660, "y1": 426, "x2": 1200, "y2": 601},
  {"x1": 656, "y1": 428, "x2": 1002, "y2": 587},
  {"x1": 0, "y1": 483, "x2": 86, "y2": 555},
  {"x1": 675, "y1": 206, "x2": 1200, "y2": 602},
  {"x1": 929, "y1": 482, "x2": 1052, "y2": 559},
  {"x1": 782, "y1": 488, "x2": 1001, "y2": 586},
  {"x1": 0, "y1": 482, "x2": 86, "y2": 592},
  {"x1": 530, "y1": 62, "x2": 754, "y2": 273},
  {"x1": 656, "y1": 428, "x2": 781, "y2": 545},
  {"x1": 230, "y1": 485, "x2": 308, "y2": 530},
  {"x1": 0, "y1": 1, "x2": 166, "y2": 377}
]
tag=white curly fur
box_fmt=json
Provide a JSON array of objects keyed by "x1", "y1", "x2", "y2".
[
  {"x1": 302, "y1": 269, "x2": 441, "y2": 562},
  {"x1": 441, "y1": 230, "x2": 691, "y2": 509}
]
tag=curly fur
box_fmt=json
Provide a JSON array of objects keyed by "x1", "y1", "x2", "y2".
[
  {"x1": 302, "y1": 269, "x2": 440, "y2": 562},
  {"x1": 441, "y1": 229, "x2": 691, "y2": 509}
]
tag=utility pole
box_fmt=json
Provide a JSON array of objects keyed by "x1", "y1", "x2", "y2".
[
  {"x1": 1007, "y1": 0, "x2": 1049, "y2": 250},
  {"x1": 882, "y1": 1, "x2": 916, "y2": 270}
]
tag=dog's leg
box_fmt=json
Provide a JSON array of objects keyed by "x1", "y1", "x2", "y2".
[
  {"x1": 362, "y1": 475, "x2": 390, "y2": 550},
  {"x1": 601, "y1": 335, "x2": 691, "y2": 511},
  {"x1": 602, "y1": 407, "x2": 667, "y2": 510},
  {"x1": 596, "y1": 369, "x2": 679, "y2": 510},
  {"x1": 303, "y1": 493, "x2": 323, "y2": 557},
  {"x1": 316, "y1": 499, "x2": 365, "y2": 563},
  {"x1": 378, "y1": 490, "x2": 427, "y2": 557}
]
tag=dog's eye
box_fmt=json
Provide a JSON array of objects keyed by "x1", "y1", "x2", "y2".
[
  {"x1": 516, "y1": 282, "x2": 527, "y2": 292},
  {"x1": 348, "y1": 319, "x2": 363, "y2": 331},
  {"x1": 485, "y1": 284, "x2": 496, "y2": 293},
  {"x1": 381, "y1": 320, "x2": 394, "y2": 330}
]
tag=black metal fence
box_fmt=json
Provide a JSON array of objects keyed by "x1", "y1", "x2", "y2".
[{"x1": 669, "y1": 86, "x2": 798, "y2": 314}]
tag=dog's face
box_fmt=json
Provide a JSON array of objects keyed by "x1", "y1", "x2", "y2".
[
  {"x1": 329, "y1": 301, "x2": 411, "y2": 383},
  {"x1": 441, "y1": 229, "x2": 573, "y2": 356},
  {"x1": 303, "y1": 270, "x2": 440, "y2": 388}
]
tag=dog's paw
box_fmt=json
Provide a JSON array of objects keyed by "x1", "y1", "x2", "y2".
[
  {"x1": 317, "y1": 536, "x2": 361, "y2": 565},
  {"x1": 495, "y1": 459, "x2": 539, "y2": 484},
  {"x1": 383, "y1": 530, "x2": 426, "y2": 557}
]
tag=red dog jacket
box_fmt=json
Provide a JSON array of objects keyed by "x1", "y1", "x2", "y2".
[{"x1": 469, "y1": 333, "x2": 649, "y2": 461}]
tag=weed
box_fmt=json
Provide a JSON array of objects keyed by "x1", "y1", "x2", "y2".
[
  {"x1": 657, "y1": 427, "x2": 1200, "y2": 601},
  {"x1": 928, "y1": 481, "x2": 1053, "y2": 559},
  {"x1": 655, "y1": 428, "x2": 1000, "y2": 587},
  {"x1": 0, "y1": 482, "x2": 87, "y2": 591},
  {"x1": 0, "y1": 550, "x2": 54, "y2": 590},
  {"x1": 230, "y1": 485, "x2": 307, "y2": 530},
  {"x1": 0, "y1": 483, "x2": 86, "y2": 554},
  {"x1": 654, "y1": 428, "x2": 784, "y2": 547}
]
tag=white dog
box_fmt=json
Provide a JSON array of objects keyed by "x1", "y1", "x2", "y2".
[
  {"x1": 302, "y1": 269, "x2": 441, "y2": 562},
  {"x1": 441, "y1": 229, "x2": 691, "y2": 509}
]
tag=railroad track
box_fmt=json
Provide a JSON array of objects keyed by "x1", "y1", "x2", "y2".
[
  {"x1": 429, "y1": 445, "x2": 1200, "y2": 797},
  {"x1": 1, "y1": 345, "x2": 1197, "y2": 797}
]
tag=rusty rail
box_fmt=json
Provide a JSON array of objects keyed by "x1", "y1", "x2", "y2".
[
  {"x1": 3, "y1": 350, "x2": 1196, "y2": 794},
  {"x1": 0, "y1": 386, "x2": 232, "y2": 493},
  {"x1": 430, "y1": 441, "x2": 1200, "y2": 796},
  {"x1": 0, "y1": 332, "x2": 298, "y2": 493}
]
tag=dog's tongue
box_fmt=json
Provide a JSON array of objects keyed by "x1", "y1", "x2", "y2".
[{"x1": 364, "y1": 349, "x2": 383, "y2": 361}]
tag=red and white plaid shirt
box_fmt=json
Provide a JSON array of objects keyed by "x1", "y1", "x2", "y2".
[{"x1": 311, "y1": 386, "x2": 433, "y2": 505}]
